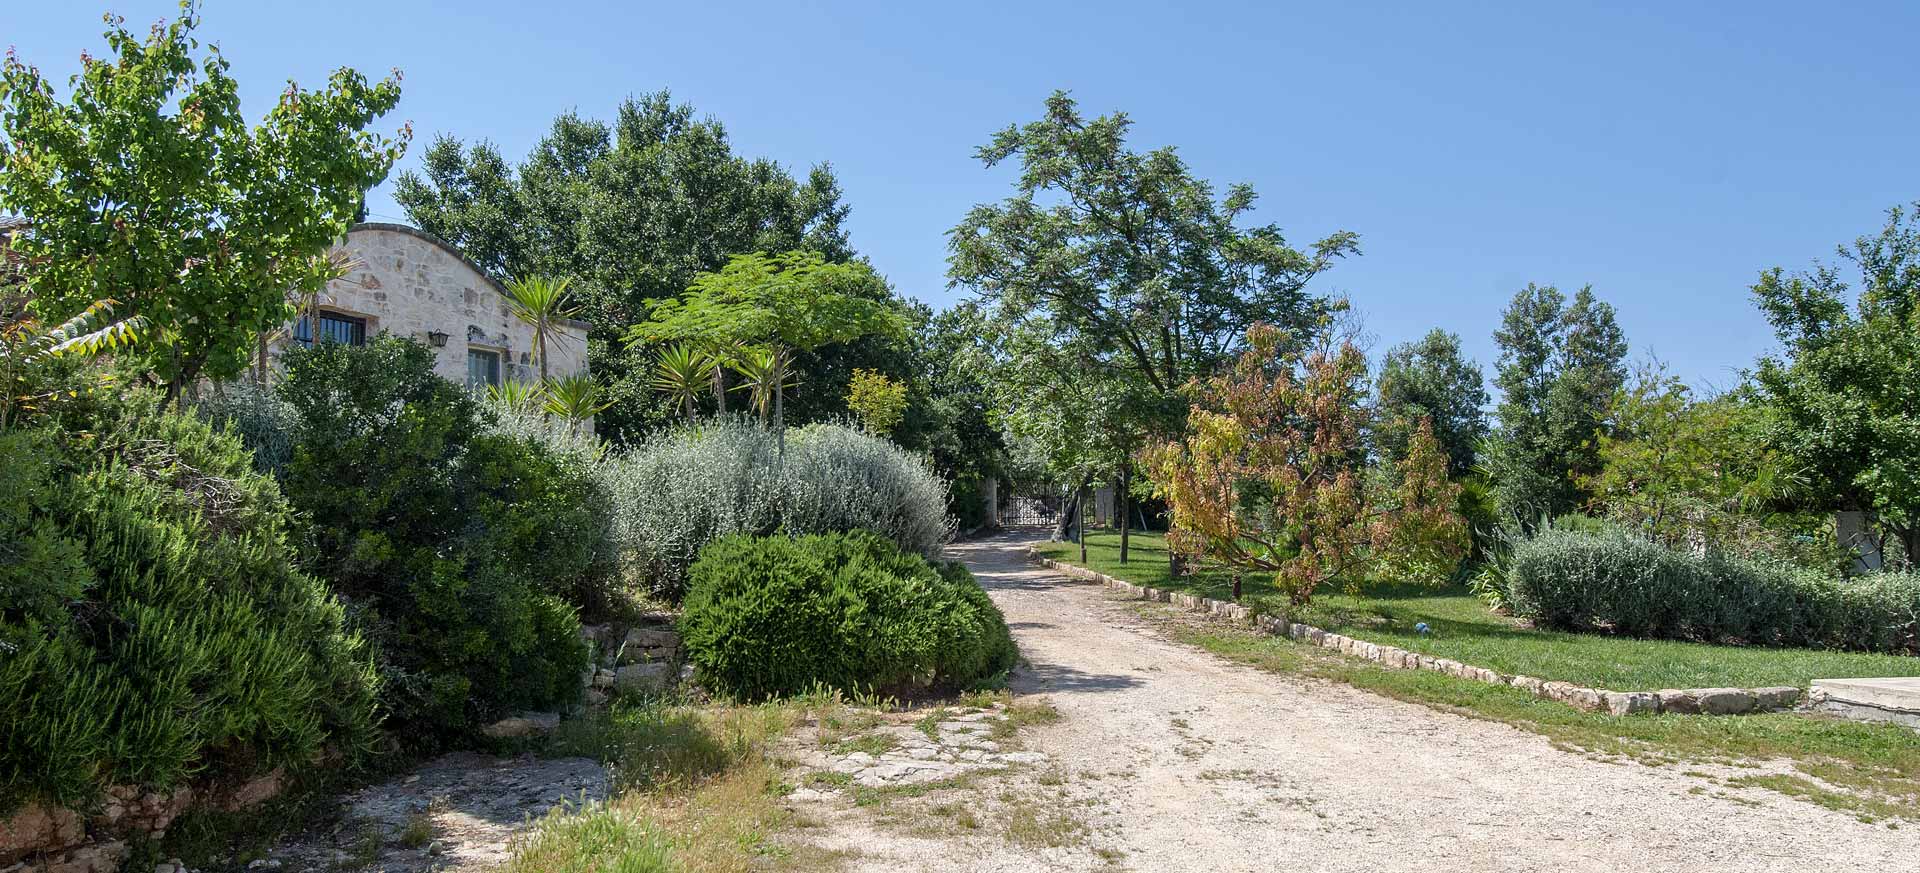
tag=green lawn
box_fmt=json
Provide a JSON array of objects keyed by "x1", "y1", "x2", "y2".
[{"x1": 1035, "y1": 530, "x2": 1920, "y2": 690}]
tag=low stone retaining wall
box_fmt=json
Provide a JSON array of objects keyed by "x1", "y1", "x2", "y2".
[
  {"x1": 1, "y1": 769, "x2": 286, "y2": 873},
  {"x1": 580, "y1": 619, "x2": 687, "y2": 706},
  {"x1": 1030, "y1": 552, "x2": 1804, "y2": 718}
]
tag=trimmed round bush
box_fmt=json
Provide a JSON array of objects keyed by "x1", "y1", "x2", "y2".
[
  {"x1": 678, "y1": 531, "x2": 1015, "y2": 699},
  {"x1": 1508, "y1": 529, "x2": 1919, "y2": 653},
  {"x1": 606, "y1": 417, "x2": 954, "y2": 598}
]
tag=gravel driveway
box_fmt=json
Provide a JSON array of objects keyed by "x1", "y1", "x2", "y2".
[{"x1": 817, "y1": 531, "x2": 1918, "y2": 872}]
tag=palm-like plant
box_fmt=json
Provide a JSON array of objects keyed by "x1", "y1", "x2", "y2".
[
  {"x1": 486, "y1": 379, "x2": 548, "y2": 415},
  {"x1": 257, "y1": 249, "x2": 362, "y2": 384},
  {"x1": 502, "y1": 275, "x2": 578, "y2": 381},
  {"x1": 3, "y1": 295, "x2": 146, "y2": 430},
  {"x1": 651, "y1": 344, "x2": 717, "y2": 421},
  {"x1": 542, "y1": 372, "x2": 613, "y2": 434},
  {"x1": 726, "y1": 345, "x2": 797, "y2": 426}
]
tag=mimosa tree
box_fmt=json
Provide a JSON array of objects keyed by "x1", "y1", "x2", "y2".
[{"x1": 626, "y1": 251, "x2": 903, "y2": 438}]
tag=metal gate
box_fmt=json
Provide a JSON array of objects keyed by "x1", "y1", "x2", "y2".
[{"x1": 998, "y1": 484, "x2": 1061, "y2": 527}]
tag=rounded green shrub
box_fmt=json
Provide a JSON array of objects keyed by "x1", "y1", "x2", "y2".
[
  {"x1": 1508, "y1": 529, "x2": 1919, "y2": 653},
  {"x1": 1, "y1": 384, "x2": 378, "y2": 813},
  {"x1": 678, "y1": 531, "x2": 1015, "y2": 699}
]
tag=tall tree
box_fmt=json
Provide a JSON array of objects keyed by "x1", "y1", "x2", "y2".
[
  {"x1": 1483, "y1": 283, "x2": 1627, "y2": 527},
  {"x1": 1752, "y1": 202, "x2": 1920, "y2": 566},
  {"x1": 0, "y1": 5, "x2": 408, "y2": 400},
  {"x1": 1374, "y1": 328, "x2": 1488, "y2": 476},
  {"x1": 392, "y1": 92, "x2": 851, "y2": 442},
  {"x1": 948, "y1": 91, "x2": 1357, "y2": 549}
]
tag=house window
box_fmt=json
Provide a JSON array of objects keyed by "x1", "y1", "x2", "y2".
[
  {"x1": 467, "y1": 348, "x2": 501, "y2": 388},
  {"x1": 293, "y1": 311, "x2": 367, "y2": 347}
]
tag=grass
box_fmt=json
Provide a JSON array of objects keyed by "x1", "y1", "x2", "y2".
[
  {"x1": 1039, "y1": 529, "x2": 1920, "y2": 690},
  {"x1": 510, "y1": 699, "x2": 847, "y2": 872},
  {"x1": 1146, "y1": 605, "x2": 1920, "y2": 822}
]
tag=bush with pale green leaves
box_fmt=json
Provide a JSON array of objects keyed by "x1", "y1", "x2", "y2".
[
  {"x1": 1508, "y1": 529, "x2": 1920, "y2": 654},
  {"x1": 605, "y1": 417, "x2": 953, "y2": 598}
]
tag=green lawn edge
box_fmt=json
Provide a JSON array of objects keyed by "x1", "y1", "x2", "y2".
[{"x1": 1035, "y1": 530, "x2": 1920, "y2": 691}]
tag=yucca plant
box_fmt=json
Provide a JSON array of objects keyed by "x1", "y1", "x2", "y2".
[
  {"x1": 2, "y1": 294, "x2": 146, "y2": 430},
  {"x1": 256, "y1": 249, "x2": 362, "y2": 384},
  {"x1": 502, "y1": 275, "x2": 578, "y2": 381},
  {"x1": 542, "y1": 372, "x2": 612, "y2": 434},
  {"x1": 651, "y1": 343, "x2": 717, "y2": 421},
  {"x1": 726, "y1": 345, "x2": 796, "y2": 426},
  {"x1": 487, "y1": 379, "x2": 548, "y2": 415}
]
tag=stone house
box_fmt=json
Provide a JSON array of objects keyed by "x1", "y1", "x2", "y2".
[{"x1": 281, "y1": 222, "x2": 591, "y2": 387}]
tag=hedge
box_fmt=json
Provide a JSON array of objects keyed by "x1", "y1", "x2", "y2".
[{"x1": 1508, "y1": 529, "x2": 1920, "y2": 653}]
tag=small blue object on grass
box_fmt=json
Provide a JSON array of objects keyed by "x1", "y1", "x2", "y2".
[{"x1": 1414, "y1": 622, "x2": 1431, "y2": 637}]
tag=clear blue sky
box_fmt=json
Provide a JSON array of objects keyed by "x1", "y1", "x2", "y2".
[{"x1": 9, "y1": 1, "x2": 1918, "y2": 390}]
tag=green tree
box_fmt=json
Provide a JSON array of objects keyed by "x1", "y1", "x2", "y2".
[
  {"x1": 0, "y1": 4, "x2": 408, "y2": 399},
  {"x1": 846, "y1": 368, "x2": 910, "y2": 435},
  {"x1": 392, "y1": 92, "x2": 850, "y2": 441},
  {"x1": 626, "y1": 251, "x2": 904, "y2": 437},
  {"x1": 1374, "y1": 328, "x2": 1488, "y2": 475},
  {"x1": 1752, "y1": 202, "x2": 1920, "y2": 566},
  {"x1": 1582, "y1": 363, "x2": 1807, "y2": 556},
  {"x1": 1483, "y1": 283, "x2": 1627, "y2": 527},
  {"x1": 948, "y1": 92, "x2": 1357, "y2": 552}
]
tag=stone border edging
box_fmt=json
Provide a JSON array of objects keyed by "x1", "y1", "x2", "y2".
[{"x1": 1027, "y1": 551, "x2": 1804, "y2": 718}]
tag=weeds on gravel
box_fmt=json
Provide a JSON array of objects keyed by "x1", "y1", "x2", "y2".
[
  {"x1": 510, "y1": 700, "x2": 850, "y2": 872},
  {"x1": 549, "y1": 702, "x2": 787, "y2": 792},
  {"x1": 1154, "y1": 611, "x2": 1920, "y2": 823}
]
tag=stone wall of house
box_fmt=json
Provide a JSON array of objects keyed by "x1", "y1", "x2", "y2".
[{"x1": 275, "y1": 223, "x2": 590, "y2": 386}]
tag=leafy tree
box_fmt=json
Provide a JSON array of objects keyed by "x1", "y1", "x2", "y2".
[
  {"x1": 1752, "y1": 202, "x2": 1920, "y2": 566},
  {"x1": 1483, "y1": 283, "x2": 1627, "y2": 527},
  {"x1": 1582, "y1": 362, "x2": 1810, "y2": 557},
  {"x1": 625, "y1": 251, "x2": 904, "y2": 436},
  {"x1": 948, "y1": 92, "x2": 1356, "y2": 551},
  {"x1": 1144, "y1": 324, "x2": 1467, "y2": 603},
  {"x1": 846, "y1": 368, "x2": 909, "y2": 435},
  {"x1": 392, "y1": 92, "x2": 850, "y2": 441},
  {"x1": 1374, "y1": 328, "x2": 1488, "y2": 476},
  {"x1": 0, "y1": 4, "x2": 408, "y2": 398}
]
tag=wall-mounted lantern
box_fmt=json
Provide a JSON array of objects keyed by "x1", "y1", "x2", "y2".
[{"x1": 426, "y1": 330, "x2": 450, "y2": 348}]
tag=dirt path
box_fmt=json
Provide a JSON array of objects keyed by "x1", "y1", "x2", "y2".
[{"x1": 801, "y1": 531, "x2": 1920, "y2": 872}]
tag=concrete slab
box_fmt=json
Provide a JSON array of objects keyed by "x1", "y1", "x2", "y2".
[
  {"x1": 1810, "y1": 677, "x2": 1920, "y2": 729},
  {"x1": 1812, "y1": 677, "x2": 1920, "y2": 712}
]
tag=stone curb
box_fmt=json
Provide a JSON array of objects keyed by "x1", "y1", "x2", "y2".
[{"x1": 1026, "y1": 550, "x2": 1804, "y2": 718}]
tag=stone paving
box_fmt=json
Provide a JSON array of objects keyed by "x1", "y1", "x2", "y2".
[{"x1": 783, "y1": 704, "x2": 1049, "y2": 801}]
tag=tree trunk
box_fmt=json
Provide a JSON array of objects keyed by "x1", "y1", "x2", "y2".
[
  {"x1": 1052, "y1": 471, "x2": 1092, "y2": 541},
  {"x1": 1232, "y1": 571, "x2": 1243, "y2": 602},
  {"x1": 1119, "y1": 464, "x2": 1132, "y2": 565},
  {"x1": 711, "y1": 360, "x2": 726, "y2": 414},
  {"x1": 1078, "y1": 485, "x2": 1088, "y2": 564},
  {"x1": 774, "y1": 371, "x2": 786, "y2": 456}
]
